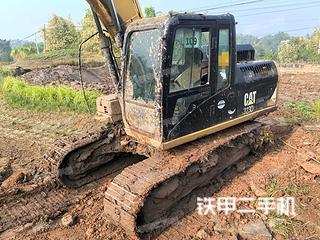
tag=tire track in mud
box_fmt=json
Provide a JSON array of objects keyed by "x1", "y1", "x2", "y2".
[
  {"x1": 0, "y1": 188, "x2": 71, "y2": 233},
  {"x1": 0, "y1": 111, "x2": 84, "y2": 146},
  {"x1": 0, "y1": 177, "x2": 109, "y2": 234}
]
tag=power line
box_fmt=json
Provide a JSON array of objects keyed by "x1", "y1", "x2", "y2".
[
  {"x1": 22, "y1": 30, "x2": 42, "y2": 40},
  {"x1": 210, "y1": 0, "x2": 320, "y2": 14},
  {"x1": 239, "y1": 17, "x2": 320, "y2": 26},
  {"x1": 186, "y1": 0, "x2": 300, "y2": 12},
  {"x1": 185, "y1": 0, "x2": 257, "y2": 12},
  {"x1": 22, "y1": 25, "x2": 84, "y2": 41},
  {"x1": 236, "y1": 3, "x2": 320, "y2": 17},
  {"x1": 190, "y1": 0, "x2": 266, "y2": 13},
  {"x1": 269, "y1": 26, "x2": 318, "y2": 35}
]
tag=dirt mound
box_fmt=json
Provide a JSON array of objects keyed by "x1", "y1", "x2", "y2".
[{"x1": 20, "y1": 65, "x2": 115, "y2": 94}]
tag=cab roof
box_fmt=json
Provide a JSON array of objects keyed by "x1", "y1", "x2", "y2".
[{"x1": 126, "y1": 13, "x2": 235, "y2": 32}]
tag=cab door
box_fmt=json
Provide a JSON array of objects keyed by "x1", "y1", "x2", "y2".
[
  {"x1": 163, "y1": 20, "x2": 236, "y2": 142},
  {"x1": 163, "y1": 24, "x2": 216, "y2": 140},
  {"x1": 212, "y1": 22, "x2": 237, "y2": 123},
  {"x1": 123, "y1": 29, "x2": 163, "y2": 143}
]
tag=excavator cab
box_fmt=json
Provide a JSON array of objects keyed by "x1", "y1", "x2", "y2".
[
  {"x1": 87, "y1": 0, "x2": 278, "y2": 150},
  {"x1": 121, "y1": 15, "x2": 278, "y2": 149}
]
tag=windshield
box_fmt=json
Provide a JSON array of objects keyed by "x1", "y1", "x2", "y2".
[{"x1": 125, "y1": 29, "x2": 161, "y2": 103}]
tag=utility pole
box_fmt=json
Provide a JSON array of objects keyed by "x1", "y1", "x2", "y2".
[
  {"x1": 34, "y1": 33, "x2": 40, "y2": 54},
  {"x1": 43, "y1": 24, "x2": 47, "y2": 52}
]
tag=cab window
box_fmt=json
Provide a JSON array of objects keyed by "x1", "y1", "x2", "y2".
[
  {"x1": 170, "y1": 28, "x2": 210, "y2": 93},
  {"x1": 125, "y1": 29, "x2": 161, "y2": 102},
  {"x1": 217, "y1": 28, "x2": 230, "y2": 91}
]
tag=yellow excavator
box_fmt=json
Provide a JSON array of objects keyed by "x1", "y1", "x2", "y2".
[{"x1": 45, "y1": 0, "x2": 279, "y2": 237}]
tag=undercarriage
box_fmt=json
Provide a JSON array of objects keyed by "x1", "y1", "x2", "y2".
[{"x1": 43, "y1": 118, "x2": 286, "y2": 238}]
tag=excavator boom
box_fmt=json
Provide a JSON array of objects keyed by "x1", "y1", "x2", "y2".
[{"x1": 86, "y1": 0, "x2": 143, "y2": 41}]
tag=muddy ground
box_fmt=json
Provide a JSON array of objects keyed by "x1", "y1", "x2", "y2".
[{"x1": 0, "y1": 65, "x2": 319, "y2": 240}]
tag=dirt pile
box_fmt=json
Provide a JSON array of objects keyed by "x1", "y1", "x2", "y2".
[{"x1": 20, "y1": 65, "x2": 115, "y2": 94}]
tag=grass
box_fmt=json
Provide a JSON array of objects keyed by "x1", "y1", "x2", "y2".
[
  {"x1": 0, "y1": 76, "x2": 101, "y2": 113},
  {"x1": 286, "y1": 101, "x2": 320, "y2": 120},
  {"x1": 266, "y1": 179, "x2": 309, "y2": 197},
  {"x1": 25, "y1": 49, "x2": 78, "y2": 60},
  {"x1": 21, "y1": 49, "x2": 104, "y2": 67},
  {"x1": 0, "y1": 66, "x2": 13, "y2": 77},
  {"x1": 267, "y1": 215, "x2": 293, "y2": 237}
]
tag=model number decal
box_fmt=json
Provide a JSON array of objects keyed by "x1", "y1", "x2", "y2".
[{"x1": 244, "y1": 91, "x2": 257, "y2": 107}]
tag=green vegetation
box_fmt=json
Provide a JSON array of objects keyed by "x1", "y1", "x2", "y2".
[
  {"x1": 0, "y1": 66, "x2": 13, "y2": 77},
  {"x1": 80, "y1": 10, "x2": 100, "y2": 53},
  {"x1": 266, "y1": 179, "x2": 310, "y2": 197},
  {"x1": 265, "y1": 179, "x2": 309, "y2": 238},
  {"x1": 278, "y1": 30, "x2": 320, "y2": 63},
  {"x1": 267, "y1": 215, "x2": 293, "y2": 237},
  {"x1": 144, "y1": 7, "x2": 156, "y2": 18},
  {"x1": 237, "y1": 32, "x2": 291, "y2": 60},
  {"x1": 19, "y1": 48, "x2": 104, "y2": 67},
  {"x1": 46, "y1": 15, "x2": 80, "y2": 51},
  {"x1": 0, "y1": 39, "x2": 13, "y2": 63},
  {"x1": 287, "y1": 100, "x2": 320, "y2": 120},
  {"x1": 11, "y1": 46, "x2": 37, "y2": 60},
  {"x1": 25, "y1": 48, "x2": 78, "y2": 60},
  {"x1": 237, "y1": 28, "x2": 320, "y2": 63},
  {"x1": 266, "y1": 179, "x2": 281, "y2": 197},
  {"x1": 0, "y1": 76, "x2": 101, "y2": 113}
]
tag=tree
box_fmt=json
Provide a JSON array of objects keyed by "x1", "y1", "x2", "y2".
[
  {"x1": 0, "y1": 39, "x2": 12, "y2": 62},
  {"x1": 306, "y1": 28, "x2": 320, "y2": 63},
  {"x1": 263, "y1": 49, "x2": 276, "y2": 61},
  {"x1": 80, "y1": 9, "x2": 100, "y2": 53},
  {"x1": 237, "y1": 34, "x2": 259, "y2": 45},
  {"x1": 144, "y1": 7, "x2": 156, "y2": 18},
  {"x1": 168, "y1": 10, "x2": 178, "y2": 15},
  {"x1": 237, "y1": 32, "x2": 291, "y2": 59},
  {"x1": 277, "y1": 37, "x2": 309, "y2": 63},
  {"x1": 46, "y1": 15, "x2": 80, "y2": 51}
]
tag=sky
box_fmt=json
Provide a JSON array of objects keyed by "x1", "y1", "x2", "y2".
[{"x1": 0, "y1": 0, "x2": 319, "y2": 40}]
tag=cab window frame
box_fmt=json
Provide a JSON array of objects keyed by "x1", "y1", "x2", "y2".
[
  {"x1": 215, "y1": 24, "x2": 232, "y2": 92},
  {"x1": 168, "y1": 25, "x2": 212, "y2": 95}
]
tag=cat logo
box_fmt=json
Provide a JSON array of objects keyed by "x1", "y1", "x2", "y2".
[{"x1": 244, "y1": 91, "x2": 257, "y2": 107}]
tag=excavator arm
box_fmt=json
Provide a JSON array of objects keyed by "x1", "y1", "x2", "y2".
[
  {"x1": 86, "y1": 0, "x2": 143, "y2": 43},
  {"x1": 84, "y1": 0, "x2": 143, "y2": 90}
]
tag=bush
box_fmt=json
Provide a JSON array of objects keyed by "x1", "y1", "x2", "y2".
[
  {"x1": 0, "y1": 66, "x2": 13, "y2": 77},
  {"x1": 11, "y1": 46, "x2": 37, "y2": 60},
  {"x1": 0, "y1": 76, "x2": 101, "y2": 113}
]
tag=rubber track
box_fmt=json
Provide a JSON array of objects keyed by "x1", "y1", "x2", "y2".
[{"x1": 104, "y1": 122, "x2": 266, "y2": 238}]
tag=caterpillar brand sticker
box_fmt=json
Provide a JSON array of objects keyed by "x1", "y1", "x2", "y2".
[
  {"x1": 244, "y1": 91, "x2": 257, "y2": 107},
  {"x1": 228, "y1": 109, "x2": 236, "y2": 115},
  {"x1": 217, "y1": 100, "x2": 225, "y2": 109}
]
